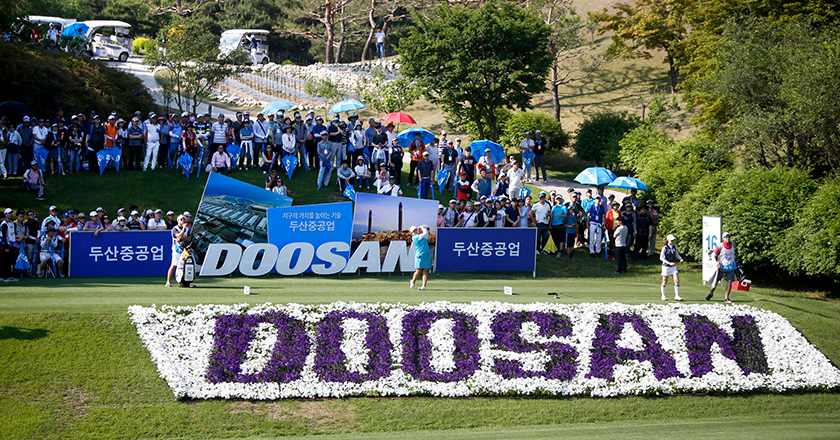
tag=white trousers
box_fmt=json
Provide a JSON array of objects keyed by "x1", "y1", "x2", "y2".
[
  {"x1": 0, "y1": 149, "x2": 6, "y2": 177},
  {"x1": 144, "y1": 141, "x2": 159, "y2": 170},
  {"x1": 589, "y1": 223, "x2": 603, "y2": 254}
]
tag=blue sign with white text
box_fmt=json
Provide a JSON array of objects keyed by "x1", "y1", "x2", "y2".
[
  {"x1": 435, "y1": 227, "x2": 537, "y2": 272},
  {"x1": 266, "y1": 202, "x2": 354, "y2": 272},
  {"x1": 69, "y1": 231, "x2": 172, "y2": 277}
]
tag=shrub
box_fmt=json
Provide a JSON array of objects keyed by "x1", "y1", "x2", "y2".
[
  {"x1": 574, "y1": 111, "x2": 640, "y2": 170},
  {"x1": 708, "y1": 167, "x2": 816, "y2": 273},
  {"x1": 663, "y1": 171, "x2": 727, "y2": 261},
  {"x1": 0, "y1": 41, "x2": 155, "y2": 118},
  {"x1": 776, "y1": 177, "x2": 840, "y2": 279},
  {"x1": 132, "y1": 37, "x2": 156, "y2": 55},
  {"x1": 499, "y1": 111, "x2": 569, "y2": 153}
]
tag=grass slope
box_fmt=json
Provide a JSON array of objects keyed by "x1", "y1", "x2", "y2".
[{"x1": 2, "y1": 259, "x2": 839, "y2": 439}]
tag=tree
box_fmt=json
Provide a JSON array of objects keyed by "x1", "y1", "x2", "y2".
[
  {"x1": 574, "y1": 111, "x2": 639, "y2": 170},
  {"x1": 688, "y1": 19, "x2": 840, "y2": 173},
  {"x1": 399, "y1": 3, "x2": 552, "y2": 140},
  {"x1": 360, "y1": 77, "x2": 421, "y2": 113},
  {"x1": 532, "y1": 0, "x2": 604, "y2": 121},
  {"x1": 139, "y1": 0, "x2": 224, "y2": 16},
  {"x1": 778, "y1": 177, "x2": 840, "y2": 280},
  {"x1": 287, "y1": 0, "x2": 367, "y2": 63},
  {"x1": 499, "y1": 111, "x2": 568, "y2": 153},
  {"x1": 359, "y1": 0, "x2": 413, "y2": 62},
  {"x1": 590, "y1": 0, "x2": 686, "y2": 93},
  {"x1": 144, "y1": 19, "x2": 243, "y2": 114}
]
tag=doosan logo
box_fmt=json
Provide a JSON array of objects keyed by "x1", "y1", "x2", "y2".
[{"x1": 199, "y1": 241, "x2": 418, "y2": 277}]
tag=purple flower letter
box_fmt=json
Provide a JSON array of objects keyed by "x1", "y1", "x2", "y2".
[
  {"x1": 682, "y1": 314, "x2": 770, "y2": 377},
  {"x1": 490, "y1": 311, "x2": 578, "y2": 380},
  {"x1": 313, "y1": 310, "x2": 393, "y2": 383},
  {"x1": 586, "y1": 313, "x2": 681, "y2": 381},
  {"x1": 402, "y1": 310, "x2": 480, "y2": 382},
  {"x1": 206, "y1": 311, "x2": 309, "y2": 384}
]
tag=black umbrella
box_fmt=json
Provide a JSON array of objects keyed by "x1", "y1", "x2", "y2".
[{"x1": 0, "y1": 101, "x2": 34, "y2": 116}]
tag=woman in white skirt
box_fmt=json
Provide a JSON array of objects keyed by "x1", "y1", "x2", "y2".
[{"x1": 659, "y1": 234, "x2": 684, "y2": 301}]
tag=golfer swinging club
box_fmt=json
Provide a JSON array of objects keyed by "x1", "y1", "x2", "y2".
[{"x1": 409, "y1": 225, "x2": 431, "y2": 290}]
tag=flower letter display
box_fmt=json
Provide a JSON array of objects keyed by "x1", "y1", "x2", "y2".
[{"x1": 129, "y1": 302, "x2": 840, "y2": 399}]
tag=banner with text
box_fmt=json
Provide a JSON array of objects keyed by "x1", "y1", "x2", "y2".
[
  {"x1": 266, "y1": 202, "x2": 354, "y2": 272},
  {"x1": 69, "y1": 231, "x2": 171, "y2": 277},
  {"x1": 434, "y1": 227, "x2": 537, "y2": 272}
]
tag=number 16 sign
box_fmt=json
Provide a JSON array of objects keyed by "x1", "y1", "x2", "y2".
[{"x1": 702, "y1": 215, "x2": 721, "y2": 285}]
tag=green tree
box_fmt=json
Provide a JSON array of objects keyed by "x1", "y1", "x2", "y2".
[
  {"x1": 499, "y1": 112, "x2": 568, "y2": 153},
  {"x1": 574, "y1": 111, "x2": 639, "y2": 170},
  {"x1": 144, "y1": 19, "x2": 243, "y2": 114},
  {"x1": 777, "y1": 177, "x2": 840, "y2": 280},
  {"x1": 361, "y1": 78, "x2": 421, "y2": 114},
  {"x1": 590, "y1": 0, "x2": 686, "y2": 93},
  {"x1": 688, "y1": 19, "x2": 840, "y2": 173},
  {"x1": 399, "y1": 3, "x2": 552, "y2": 140}
]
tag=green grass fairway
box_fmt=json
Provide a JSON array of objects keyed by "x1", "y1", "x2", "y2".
[{"x1": 2, "y1": 260, "x2": 839, "y2": 440}]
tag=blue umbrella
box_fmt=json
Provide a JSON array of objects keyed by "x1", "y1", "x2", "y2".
[
  {"x1": 262, "y1": 100, "x2": 295, "y2": 115},
  {"x1": 329, "y1": 99, "x2": 366, "y2": 115},
  {"x1": 469, "y1": 140, "x2": 505, "y2": 163},
  {"x1": 62, "y1": 22, "x2": 89, "y2": 38},
  {"x1": 34, "y1": 148, "x2": 49, "y2": 172},
  {"x1": 521, "y1": 150, "x2": 535, "y2": 173},
  {"x1": 396, "y1": 127, "x2": 434, "y2": 149},
  {"x1": 108, "y1": 147, "x2": 122, "y2": 172},
  {"x1": 226, "y1": 143, "x2": 242, "y2": 167},
  {"x1": 574, "y1": 166, "x2": 617, "y2": 186},
  {"x1": 607, "y1": 176, "x2": 649, "y2": 191},
  {"x1": 96, "y1": 150, "x2": 109, "y2": 175},
  {"x1": 14, "y1": 245, "x2": 30, "y2": 272},
  {"x1": 519, "y1": 187, "x2": 532, "y2": 199},
  {"x1": 177, "y1": 153, "x2": 193, "y2": 179},
  {"x1": 436, "y1": 170, "x2": 450, "y2": 191}
]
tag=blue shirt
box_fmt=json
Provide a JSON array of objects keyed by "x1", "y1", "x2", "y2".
[
  {"x1": 365, "y1": 126, "x2": 378, "y2": 147},
  {"x1": 550, "y1": 205, "x2": 567, "y2": 226},
  {"x1": 564, "y1": 212, "x2": 577, "y2": 233},
  {"x1": 581, "y1": 197, "x2": 595, "y2": 212},
  {"x1": 311, "y1": 123, "x2": 327, "y2": 137},
  {"x1": 588, "y1": 204, "x2": 604, "y2": 224},
  {"x1": 169, "y1": 123, "x2": 183, "y2": 145}
]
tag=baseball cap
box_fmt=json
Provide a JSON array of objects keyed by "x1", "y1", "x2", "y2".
[
  {"x1": 538, "y1": 192, "x2": 546, "y2": 198},
  {"x1": 132, "y1": 117, "x2": 139, "y2": 122},
  {"x1": 183, "y1": 211, "x2": 191, "y2": 217},
  {"x1": 3, "y1": 208, "x2": 12, "y2": 214},
  {"x1": 154, "y1": 209, "x2": 162, "y2": 214},
  {"x1": 49, "y1": 205, "x2": 57, "y2": 211},
  {"x1": 647, "y1": 199, "x2": 654, "y2": 204},
  {"x1": 409, "y1": 226, "x2": 417, "y2": 234},
  {"x1": 236, "y1": 112, "x2": 243, "y2": 116},
  {"x1": 525, "y1": 130, "x2": 531, "y2": 135},
  {"x1": 438, "y1": 204, "x2": 444, "y2": 209},
  {"x1": 449, "y1": 199, "x2": 457, "y2": 204},
  {"x1": 441, "y1": 130, "x2": 447, "y2": 135},
  {"x1": 22, "y1": 116, "x2": 30, "y2": 122},
  {"x1": 422, "y1": 151, "x2": 429, "y2": 156},
  {"x1": 535, "y1": 130, "x2": 541, "y2": 134},
  {"x1": 117, "y1": 216, "x2": 126, "y2": 222},
  {"x1": 117, "y1": 207, "x2": 126, "y2": 213},
  {"x1": 243, "y1": 111, "x2": 250, "y2": 115},
  {"x1": 349, "y1": 113, "x2": 357, "y2": 118},
  {"x1": 667, "y1": 234, "x2": 677, "y2": 241},
  {"x1": 96, "y1": 207, "x2": 104, "y2": 212},
  {"x1": 89, "y1": 211, "x2": 97, "y2": 217},
  {"x1": 130, "y1": 210, "x2": 139, "y2": 216},
  {"x1": 145, "y1": 209, "x2": 153, "y2": 215},
  {"x1": 723, "y1": 232, "x2": 730, "y2": 237},
  {"x1": 218, "y1": 113, "x2": 225, "y2": 118},
  {"x1": 388, "y1": 176, "x2": 395, "y2": 180},
  {"x1": 30, "y1": 160, "x2": 37, "y2": 166},
  {"x1": 549, "y1": 190, "x2": 556, "y2": 195},
  {"x1": 166, "y1": 210, "x2": 175, "y2": 216}
]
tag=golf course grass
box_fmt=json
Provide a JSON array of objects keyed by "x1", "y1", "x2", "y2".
[{"x1": 2, "y1": 257, "x2": 839, "y2": 439}]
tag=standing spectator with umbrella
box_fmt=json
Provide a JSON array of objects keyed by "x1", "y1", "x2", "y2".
[{"x1": 408, "y1": 132, "x2": 425, "y2": 186}]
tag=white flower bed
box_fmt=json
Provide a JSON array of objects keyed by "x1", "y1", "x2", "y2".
[{"x1": 128, "y1": 301, "x2": 840, "y2": 399}]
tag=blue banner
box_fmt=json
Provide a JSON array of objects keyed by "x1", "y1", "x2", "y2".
[
  {"x1": 69, "y1": 230, "x2": 172, "y2": 277},
  {"x1": 343, "y1": 184, "x2": 356, "y2": 202},
  {"x1": 283, "y1": 154, "x2": 298, "y2": 180},
  {"x1": 435, "y1": 227, "x2": 537, "y2": 272},
  {"x1": 266, "y1": 202, "x2": 353, "y2": 272},
  {"x1": 522, "y1": 150, "x2": 535, "y2": 173}
]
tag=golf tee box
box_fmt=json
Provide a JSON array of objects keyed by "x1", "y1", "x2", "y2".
[{"x1": 731, "y1": 280, "x2": 752, "y2": 292}]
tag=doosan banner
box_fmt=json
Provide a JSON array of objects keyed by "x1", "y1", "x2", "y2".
[
  {"x1": 129, "y1": 301, "x2": 840, "y2": 399},
  {"x1": 435, "y1": 227, "x2": 537, "y2": 273},
  {"x1": 69, "y1": 231, "x2": 171, "y2": 277}
]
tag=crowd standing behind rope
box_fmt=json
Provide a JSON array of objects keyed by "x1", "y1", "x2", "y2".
[{"x1": 0, "y1": 107, "x2": 665, "y2": 283}]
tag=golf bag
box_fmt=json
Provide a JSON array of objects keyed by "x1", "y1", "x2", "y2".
[{"x1": 175, "y1": 241, "x2": 195, "y2": 287}]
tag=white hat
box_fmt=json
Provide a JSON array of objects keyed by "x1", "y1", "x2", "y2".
[
  {"x1": 89, "y1": 211, "x2": 97, "y2": 217},
  {"x1": 3, "y1": 208, "x2": 12, "y2": 214},
  {"x1": 117, "y1": 216, "x2": 126, "y2": 222},
  {"x1": 438, "y1": 204, "x2": 444, "y2": 209},
  {"x1": 166, "y1": 210, "x2": 175, "y2": 216},
  {"x1": 441, "y1": 130, "x2": 447, "y2": 135},
  {"x1": 667, "y1": 234, "x2": 676, "y2": 241},
  {"x1": 183, "y1": 211, "x2": 191, "y2": 217},
  {"x1": 409, "y1": 226, "x2": 417, "y2": 234},
  {"x1": 49, "y1": 205, "x2": 57, "y2": 211},
  {"x1": 117, "y1": 207, "x2": 126, "y2": 213},
  {"x1": 181, "y1": 112, "x2": 189, "y2": 117},
  {"x1": 130, "y1": 210, "x2": 139, "y2": 216}
]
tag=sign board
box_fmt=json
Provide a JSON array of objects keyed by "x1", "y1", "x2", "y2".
[
  {"x1": 69, "y1": 230, "x2": 171, "y2": 277},
  {"x1": 266, "y1": 202, "x2": 354, "y2": 272},
  {"x1": 435, "y1": 227, "x2": 537, "y2": 274},
  {"x1": 702, "y1": 215, "x2": 721, "y2": 285}
]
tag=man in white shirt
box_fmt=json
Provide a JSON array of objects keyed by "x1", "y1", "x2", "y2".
[
  {"x1": 41, "y1": 205, "x2": 60, "y2": 233},
  {"x1": 506, "y1": 161, "x2": 524, "y2": 200},
  {"x1": 375, "y1": 28, "x2": 386, "y2": 58},
  {"x1": 531, "y1": 192, "x2": 551, "y2": 254},
  {"x1": 426, "y1": 133, "x2": 440, "y2": 173},
  {"x1": 519, "y1": 131, "x2": 535, "y2": 182},
  {"x1": 144, "y1": 115, "x2": 161, "y2": 171},
  {"x1": 378, "y1": 175, "x2": 402, "y2": 196},
  {"x1": 46, "y1": 23, "x2": 59, "y2": 42},
  {"x1": 210, "y1": 113, "x2": 229, "y2": 154},
  {"x1": 147, "y1": 209, "x2": 168, "y2": 230}
]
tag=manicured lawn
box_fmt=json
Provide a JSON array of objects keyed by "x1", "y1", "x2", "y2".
[{"x1": 2, "y1": 258, "x2": 839, "y2": 439}]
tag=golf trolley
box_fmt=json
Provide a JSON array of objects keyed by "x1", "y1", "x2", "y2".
[{"x1": 175, "y1": 240, "x2": 196, "y2": 288}]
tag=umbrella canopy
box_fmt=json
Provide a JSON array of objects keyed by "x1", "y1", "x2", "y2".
[
  {"x1": 62, "y1": 22, "x2": 89, "y2": 38},
  {"x1": 396, "y1": 127, "x2": 434, "y2": 149},
  {"x1": 329, "y1": 99, "x2": 366, "y2": 115},
  {"x1": 574, "y1": 166, "x2": 617, "y2": 186},
  {"x1": 607, "y1": 176, "x2": 649, "y2": 191},
  {"x1": 380, "y1": 112, "x2": 416, "y2": 124},
  {"x1": 469, "y1": 140, "x2": 505, "y2": 163},
  {"x1": 262, "y1": 100, "x2": 295, "y2": 115},
  {"x1": 0, "y1": 101, "x2": 33, "y2": 116}
]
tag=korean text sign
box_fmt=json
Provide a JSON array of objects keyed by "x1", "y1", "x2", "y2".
[
  {"x1": 266, "y1": 202, "x2": 354, "y2": 271},
  {"x1": 435, "y1": 227, "x2": 537, "y2": 272},
  {"x1": 69, "y1": 231, "x2": 171, "y2": 277}
]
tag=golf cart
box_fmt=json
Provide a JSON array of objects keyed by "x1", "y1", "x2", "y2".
[
  {"x1": 26, "y1": 16, "x2": 77, "y2": 33},
  {"x1": 83, "y1": 20, "x2": 132, "y2": 62},
  {"x1": 220, "y1": 29, "x2": 270, "y2": 65}
]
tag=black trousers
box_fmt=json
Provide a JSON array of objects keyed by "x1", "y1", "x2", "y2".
[
  {"x1": 409, "y1": 160, "x2": 419, "y2": 185},
  {"x1": 633, "y1": 233, "x2": 649, "y2": 261},
  {"x1": 616, "y1": 246, "x2": 628, "y2": 272}
]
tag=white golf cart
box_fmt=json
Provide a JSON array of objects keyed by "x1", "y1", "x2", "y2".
[
  {"x1": 83, "y1": 20, "x2": 132, "y2": 62},
  {"x1": 27, "y1": 16, "x2": 77, "y2": 33},
  {"x1": 220, "y1": 29, "x2": 270, "y2": 65}
]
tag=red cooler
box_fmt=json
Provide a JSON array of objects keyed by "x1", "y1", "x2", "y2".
[{"x1": 731, "y1": 279, "x2": 752, "y2": 291}]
